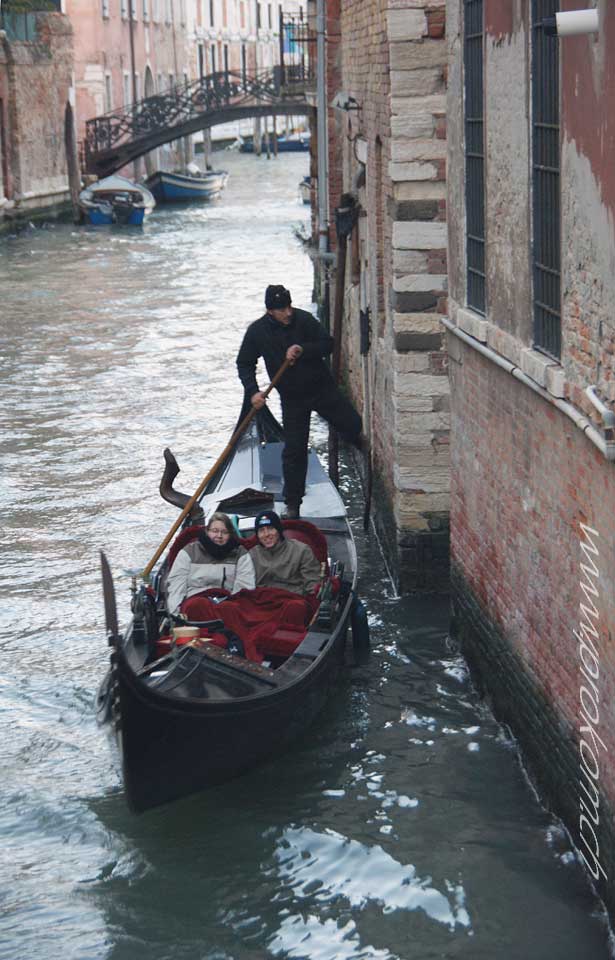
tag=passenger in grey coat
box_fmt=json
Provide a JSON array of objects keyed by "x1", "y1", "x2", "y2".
[
  {"x1": 166, "y1": 512, "x2": 255, "y2": 614},
  {"x1": 250, "y1": 510, "x2": 321, "y2": 596}
]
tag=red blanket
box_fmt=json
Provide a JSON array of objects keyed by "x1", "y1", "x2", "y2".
[{"x1": 181, "y1": 587, "x2": 319, "y2": 661}]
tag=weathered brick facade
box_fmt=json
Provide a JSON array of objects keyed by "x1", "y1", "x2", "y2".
[
  {"x1": 0, "y1": 12, "x2": 73, "y2": 226},
  {"x1": 327, "y1": 1, "x2": 449, "y2": 592},
  {"x1": 447, "y1": 0, "x2": 615, "y2": 913}
]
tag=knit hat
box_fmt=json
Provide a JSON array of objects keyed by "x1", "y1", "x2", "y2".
[
  {"x1": 265, "y1": 285, "x2": 292, "y2": 310},
  {"x1": 254, "y1": 509, "x2": 284, "y2": 538}
]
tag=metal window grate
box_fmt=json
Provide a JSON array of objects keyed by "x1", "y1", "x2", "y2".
[
  {"x1": 532, "y1": 1, "x2": 561, "y2": 360},
  {"x1": 464, "y1": 0, "x2": 485, "y2": 315}
]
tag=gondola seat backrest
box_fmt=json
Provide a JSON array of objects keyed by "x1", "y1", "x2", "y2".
[{"x1": 165, "y1": 520, "x2": 328, "y2": 574}]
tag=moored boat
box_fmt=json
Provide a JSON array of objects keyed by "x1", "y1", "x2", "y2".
[
  {"x1": 145, "y1": 167, "x2": 229, "y2": 203},
  {"x1": 239, "y1": 132, "x2": 310, "y2": 154},
  {"x1": 97, "y1": 399, "x2": 368, "y2": 813},
  {"x1": 79, "y1": 175, "x2": 155, "y2": 225}
]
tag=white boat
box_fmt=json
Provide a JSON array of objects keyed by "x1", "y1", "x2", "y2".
[{"x1": 79, "y1": 175, "x2": 156, "y2": 226}]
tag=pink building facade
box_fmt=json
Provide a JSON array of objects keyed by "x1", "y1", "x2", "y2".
[{"x1": 66, "y1": 0, "x2": 195, "y2": 175}]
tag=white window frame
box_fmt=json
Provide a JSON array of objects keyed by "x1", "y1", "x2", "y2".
[
  {"x1": 104, "y1": 72, "x2": 113, "y2": 112},
  {"x1": 123, "y1": 72, "x2": 131, "y2": 107}
]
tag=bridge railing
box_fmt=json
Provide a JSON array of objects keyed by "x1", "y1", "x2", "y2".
[{"x1": 84, "y1": 67, "x2": 308, "y2": 170}]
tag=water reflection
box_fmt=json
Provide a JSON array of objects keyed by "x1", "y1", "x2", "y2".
[{"x1": 272, "y1": 826, "x2": 471, "y2": 928}]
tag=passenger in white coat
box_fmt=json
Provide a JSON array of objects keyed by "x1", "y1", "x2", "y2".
[{"x1": 166, "y1": 512, "x2": 255, "y2": 615}]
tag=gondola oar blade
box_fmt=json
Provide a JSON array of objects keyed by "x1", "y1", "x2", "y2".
[{"x1": 100, "y1": 550, "x2": 119, "y2": 643}]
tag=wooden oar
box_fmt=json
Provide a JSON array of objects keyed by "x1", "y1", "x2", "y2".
[{"x1": 142, "y1": 357, "x2": 293, "y2": 579}]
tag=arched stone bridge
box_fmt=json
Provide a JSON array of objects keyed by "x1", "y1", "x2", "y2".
[{"x1": 84, "y1": 68, "x2": 313, "y2": 178}]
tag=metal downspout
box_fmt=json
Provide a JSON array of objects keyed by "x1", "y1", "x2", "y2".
[
  {"x1": 441, "y1": 317, "x2": 615, "y2": 461},
  {"x1": 316, "y1": 0, "x2": 329, "y2": 261}
]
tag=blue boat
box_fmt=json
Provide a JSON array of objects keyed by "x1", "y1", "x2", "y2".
[
  {"x1": 145, "y1": 168, "x2": 228, "y2": 203},
  {"x1": 239, "y1": 133, "x2": 310, "y2": 154},
  {"x1": 78, "y1": 175, "x2": 155, "y2": 226}
]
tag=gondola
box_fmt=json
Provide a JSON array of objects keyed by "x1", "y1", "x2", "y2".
[{"x1": 97, "y1": 398, "x2": 368, "y2": 814}]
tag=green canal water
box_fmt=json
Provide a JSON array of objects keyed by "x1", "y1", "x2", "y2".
[{"x1": 0, "y1": 151, "x2": 611, "y2": 959}]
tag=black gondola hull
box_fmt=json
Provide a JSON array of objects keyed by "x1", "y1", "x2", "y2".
[{"x1": 111, "y1": 612, "x2": 351, "y2": 812}]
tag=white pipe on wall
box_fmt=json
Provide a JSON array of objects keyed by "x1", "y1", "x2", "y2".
[
  {"x1": 555, "y1": 9, "x2": 599, "y2": 37},
  {"x1": 441, "y1": 317, "x2": 615, "y2": 461},
  {"x1": 316, "y1": 0, "x2": 329, "y2": 257}
]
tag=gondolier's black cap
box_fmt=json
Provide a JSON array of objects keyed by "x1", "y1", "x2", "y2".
[
  {"x1": 265, "y1": 285, "x2": 292, "y2": 310},
  {"x1": 254, "y1": 509, "x2": 285, "y2": 538}
]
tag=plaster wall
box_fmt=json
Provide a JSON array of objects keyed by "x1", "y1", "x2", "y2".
[
  {"x1": 560, "y1": 0, "x2": 615, "y2": 415},
  {"x1": 66, "y1": 0, "x2": 194, "y2": 150},
  {"x1": 483, "y1": 5, "x2": 530, "y2": 340}
]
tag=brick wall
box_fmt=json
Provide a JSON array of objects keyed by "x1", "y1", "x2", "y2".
[
  {"x1": 333, "y1": 0, "x2": 449, "y2": 591},
  {"x1": 0, "y1": 12, "x2": 73, "y2": 221},
  {"x1": 450, "y1": 339, "x2": 615, "y2": 911}
]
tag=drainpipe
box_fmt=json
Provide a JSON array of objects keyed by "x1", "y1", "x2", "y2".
[
  {"x1": 128, "y1": 0, "x2": 137, "y2": 106},
  {"x1": 316, "y1": 0, "x2": 329, "y2": 268},
  {"x1": 442, "y1": 318, "x2": 615, "y2": 461},
  {"x1": 585, "y1": 385, "x2": 615, "y2": 430}
]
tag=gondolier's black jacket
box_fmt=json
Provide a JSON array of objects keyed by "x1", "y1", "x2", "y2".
[{"x1": 236, "y1": 308, "x2": 334, "y2": 400}]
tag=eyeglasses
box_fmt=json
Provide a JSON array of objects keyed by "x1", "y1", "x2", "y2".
[{"x1": 208, "y1": 524, "x2": 230, "y2": 540}]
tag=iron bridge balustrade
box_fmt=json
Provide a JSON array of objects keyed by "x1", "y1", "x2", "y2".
[
  {"x1": 84, "y1": 67, "x2": 311, "y2": 176},
  {"x1": 532, "y1": 0, "x2": 561, "y2": 361}
]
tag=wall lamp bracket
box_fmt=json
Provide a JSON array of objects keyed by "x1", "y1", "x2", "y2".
[{"x1": 331, "y1": 91, "x2": 361, "y2": 112}]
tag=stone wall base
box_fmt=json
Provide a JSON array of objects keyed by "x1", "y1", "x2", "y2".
[
  {"x1": 370, "y1": 466, "x2": 450, "y2": 593},
  {"x1": 451, "y1": 561, "x2": 615, "y2": 917},
  {"x1": 0, "y1": 192, "x2": 73, "y2": 233}
]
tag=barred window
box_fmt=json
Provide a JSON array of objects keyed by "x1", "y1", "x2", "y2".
[
  {"x1": 532, "y1": 1, "x2": 561, "y2": 359},
  {"x1": 463, "y1": 0, "x2": 485, "y2": 315}
]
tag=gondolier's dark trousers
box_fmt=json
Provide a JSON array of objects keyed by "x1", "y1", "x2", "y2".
[{"x1": 281, "y1": 381, "x2": 362, "y2": 505}]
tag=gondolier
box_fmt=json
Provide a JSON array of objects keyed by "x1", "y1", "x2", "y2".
[{"x1": 236, "y1": 285, "x2": 363, "y2": 518}]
